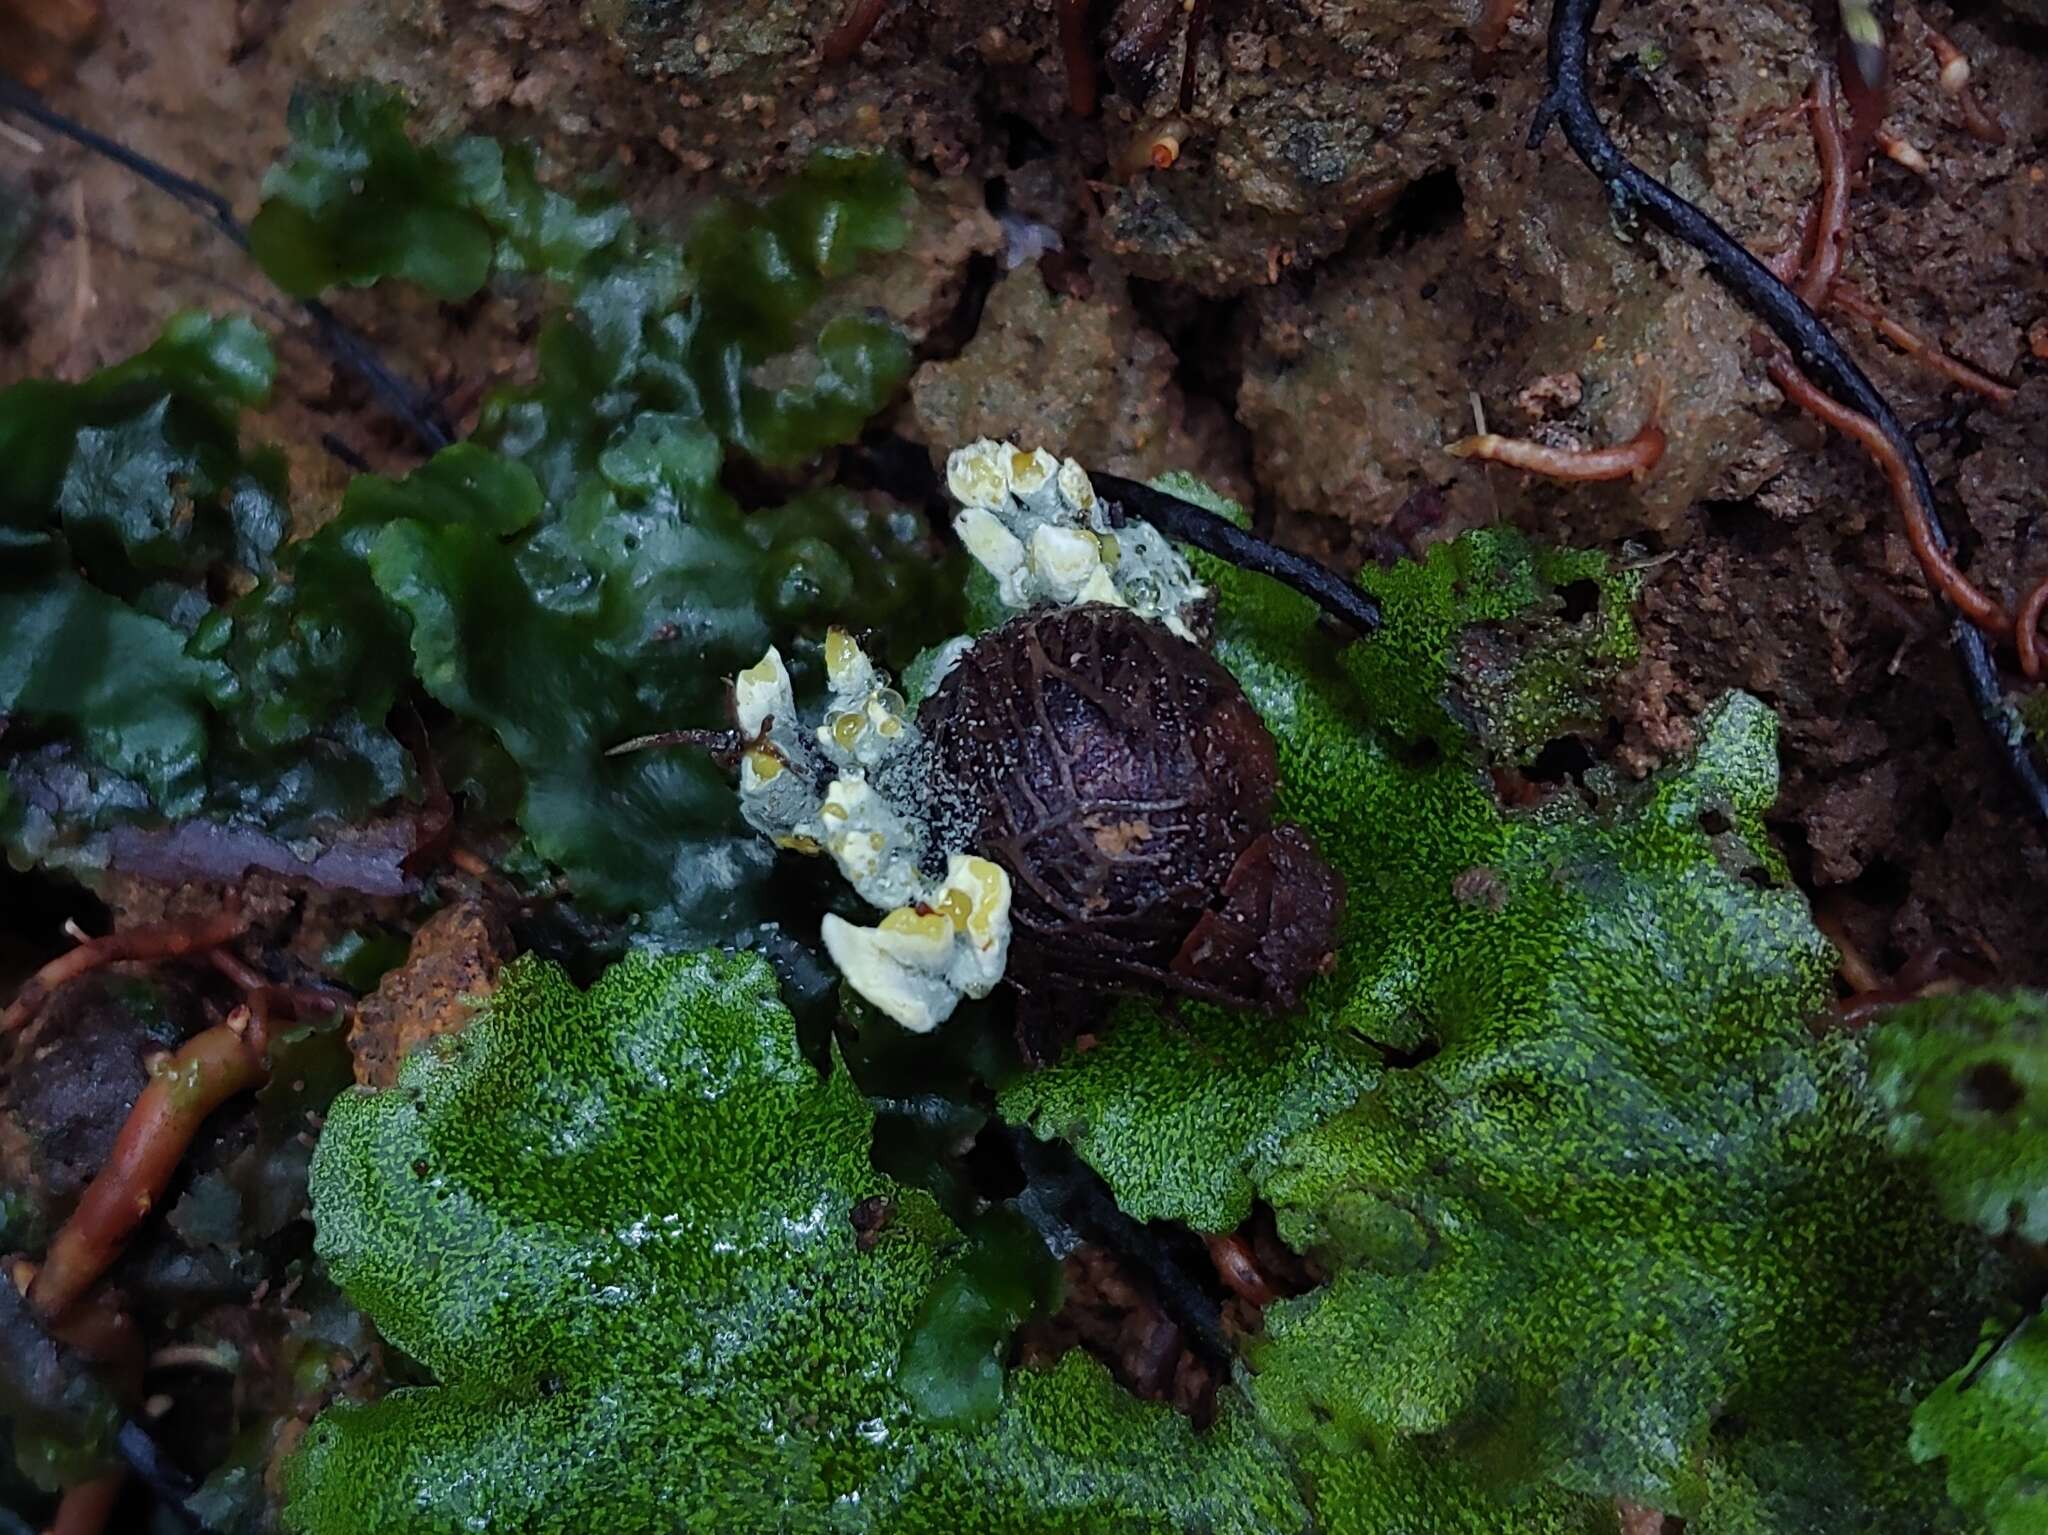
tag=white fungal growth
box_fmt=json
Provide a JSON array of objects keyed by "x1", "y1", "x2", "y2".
[
  {"x1": 944, "y1": 438, "x2": 1206, "y2": 640},
  {"x1": 821, "y1": 854, "x2": 1013, "y2": 1034},
  {"x1": 733, "y1": 628, "x2": 1012, "y2": 1032}
]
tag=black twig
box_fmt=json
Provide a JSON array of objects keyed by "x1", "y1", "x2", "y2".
[
  {"x1": 1093, "y1": 473, "x2": 1384, "y2": 636},
  {"x1": 115, "y1": 1419, "x2": 200, "y2": 1531},
  {"x1": 1528, "y1": 0, "x2": 2048, "y2": 824},
  {"x1": 0, "y1": 73, "x2": 453, "y2": 456},
  {"x1": 319, "y1": 432, "x2": 372, "y2": 472}
]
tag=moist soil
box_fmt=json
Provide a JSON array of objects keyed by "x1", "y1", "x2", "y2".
[{"x1": 7, "y1": 0, "x2": 2041, "y2": 983}]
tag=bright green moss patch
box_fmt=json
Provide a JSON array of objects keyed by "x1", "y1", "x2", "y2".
[
  {"x1": 999, "y1": 524, "x2": 1669, "y2": 1231},
  {"x1": 1000, "y1": 521, "x2": 1985, "y2": 1526},
  {"x1": 1875, "y1": 990, "x2": 2048, "y2": 1533},
  {"x1": 1873, "y1": 989, "x2": 2048, "y2": 1244},
  {"x1": 1911, "y1": 1314, "x2": 2048, "y2": 1535},
  {"x1": 285, "y1": 950, "x2": 1307, "y2": 1534}
]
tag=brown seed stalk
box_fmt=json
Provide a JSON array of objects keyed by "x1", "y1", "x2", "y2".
[
  {"x1": 2019, "y1": 572, "x2": 2048, "y2": 681},
  {"x1": 1795, "y1": 69, "x2": 1850, "y2": 310},
  {"x1": 1921, "y1": 21, "x2": 2005, "y2": 145},
  {"x1": 1446, "y1": 396, "x2": 1666, "y2": 483},
  {"x1": 1829, "y1": 286, "x2": 2017, "y2": 407}
]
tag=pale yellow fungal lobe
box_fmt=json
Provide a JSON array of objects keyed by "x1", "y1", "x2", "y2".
[
  {"x1": 1029, "y1": 524, "x2": 1103, "y2": 603},
  {"x1": 946, "y1": 440, "x2": 1010, "y2": 509},
  {"x1": 879, "y1": 909, "x2": 953, "y2": 943},
  {"x1": 831, "y1": 712, "x2": 866, "y2": 750},
  {"x1": 733, "y1": 646, "x2": 797, "y2": 739},
  {"x1": 1056, "y1": 456, "x2": 1096, "y2": 511},
  {"x1": 818, "y1": 854, "x2": 1014, "y2": 1032},
  {"x1": 825, "y1": 627, "x2": 860, "y2": 681},
  {"x1": 1007, "y1": 446, "x2": 1060, "y2": 505},
  {"x1": 739, "y1": 656, "x2": 784, "y2": 689},
  {"x1": 936, "y1": 887, "x2": 974, "y2": 930}
]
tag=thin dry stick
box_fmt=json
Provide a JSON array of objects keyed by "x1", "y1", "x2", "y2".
[{"x1": 2, "y1": 907, "x2": 249, "y2": 1035}]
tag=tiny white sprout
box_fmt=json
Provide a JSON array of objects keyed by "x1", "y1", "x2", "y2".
[
  {"x1": 733, "y1": 648, "x2": 795, "y2": 739},
  {"x1": 946, "y1": 440, "x2": 1010, "y2": 511}
]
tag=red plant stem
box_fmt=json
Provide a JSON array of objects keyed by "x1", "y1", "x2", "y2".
[
  {"x1": 821, "y1": 0, "x2": 892, "y2": 64},
  {"x1": 1795, "y1": 70, "x2": 1849, "y2": 309},
  {"x1": 204, "y1": 945, "x2": 269, "y2": 994},
  {"x1": 1059, "y1": 0, "x2": 1097, "y2": 116},
  {"x1": 47, "y1": 1472, "x2": 124, "y2": 1535},
  {"x1": 1829, "y1": 286, "x2": 2018, "y2": 407},
  {"x1": 28, "y1": 1009, "x2": 269, "y2": 1322},
  {"x1": 2019, "y1": 574, "x2": 2048, "y2": 681},
  {"x1": 1765, "y1": 356, "x2": 2012, "y2": 635},
  {"x1": 2, "y1": 908, "x2": 249, "y2": 1035},
  {"x1": 205, "y1": 949, "x2": 346, "y2": 1019},
  {"x1": 1446, "y1": 404, "x2": 1666, "y2": 483},
  {"x1": 1766, "y1": 65, "x2": 2014, "y2": 409}
]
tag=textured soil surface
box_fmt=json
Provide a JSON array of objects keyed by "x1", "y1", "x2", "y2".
[{"x1": 3, "y1": 0, "x2": 2044, "y2": 976}]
